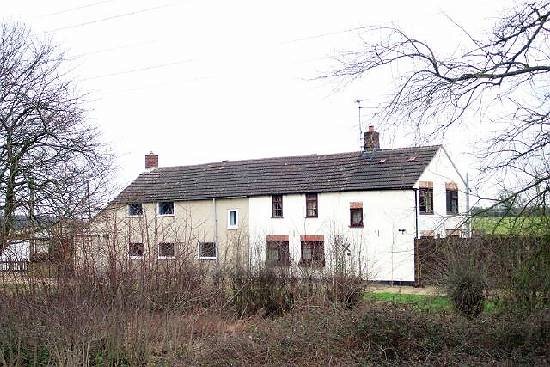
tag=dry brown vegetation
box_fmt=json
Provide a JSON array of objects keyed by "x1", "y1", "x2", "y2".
[{"x1": 1, "y1": 252, "x2": 549, "y2": 367}]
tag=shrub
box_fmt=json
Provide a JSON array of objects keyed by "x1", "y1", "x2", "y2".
[
  {"x1": 325, "y1": 275, "x2": 364, "y2": 308},
  {"x1": 446, "y1": 264, "x2": 486, "y2": 317},
  {"x1": 229, "y1": 269, "x2": 295, "y2": 318}
]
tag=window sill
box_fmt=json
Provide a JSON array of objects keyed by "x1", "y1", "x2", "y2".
[
  {"x1": 271, "y1": 216, "x2": 284, "y2": 219},
  {"x1": 158, "y1": 256, "x2": 175, "y2": 260},
  {"x1": 198, "y1": 257, "x2": 217, "y2": 260},
  {"x1": 129, "y1": 256, "x2": 144, "y2": 260},
  {"x1": 305, "y1": 216, "x2": 318, "y2": 219},
  {"x1": 349, "y1": 224, "x2": 364, "y2": 228},
  {"x1": 157, "y1": 214, "x2": 175, "y2": 218},
  {"x1": 227, "y1": 226, "x2": 238, "y2": 230},
  {"x1": 127, "y1": 215, "x2": 143, "y2": 218},
  {"x1": 419, "y1": 212, "x2": 434, "y2": 216}
]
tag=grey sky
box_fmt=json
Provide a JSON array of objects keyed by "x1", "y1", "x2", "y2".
[{"x1": 3, "y1": 0, "x2": 515, "y2": 194}]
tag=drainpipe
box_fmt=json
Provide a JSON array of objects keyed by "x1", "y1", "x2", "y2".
[
  {"x1": 212, "y1": 198, "x2": 218, "y2": 265},
  {"x1": 413, "y1": 189, "x2": 419, "y2": 239},
  {"x1": 466, "y1": 173, "x2": 471, "y2": 237}
]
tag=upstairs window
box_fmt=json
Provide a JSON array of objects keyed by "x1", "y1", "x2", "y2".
[
  {"x1": 419, "y1": 188, "x2": 433, "y2": 214},
  {"x1": 266, "y1": 240, "x2": 290, "y2": 266},
  {"x1": 300, "y1": 240, "x2": 325, "y2": 267},
  {"x1": 446, "y1": 189, "x2": 459, "y2": 215},
  {"x1": 198, "y1": 242, "x2": 217, "y2": 259},
  {"x1": 350, "y1": 202, "x2": 363, "y2": 227},
  {"x1": 128, "y1": 242, "x2": 144, "y2": 258},
  {"x1": 158, "y1": 242, "x2": 175, "y2": 258},
  {"x1": 128, "y1": 203, "x2": 143, "y2": 216},
  {"x1": 306, "y1": 193, "x2": 318, "y2": 217},
  {"x1": 157, "y1": 201, "x2": 174, "y2": 216},
  {"x1": 350, "y1": 208, "x2": 364, "y2": 227},
  {"x1": 227, "y1": 209, "x2": 238, "y2": 229},
  {"x1": 272, "y1": 195, "x2": 283, "y2": 217}
]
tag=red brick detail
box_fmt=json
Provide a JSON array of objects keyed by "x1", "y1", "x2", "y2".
[
  {"x1": 145, "y1": 152, "x2": 158, "y2": 169},
  {"x1": 445, "y1": 181, "x2": 458, "y2": 191},
  {"x1": 265, "y1": 234, "x2": 288, "y2": 242},
  {"x1": 300, "y1": 235, "x2": 324, "y2": 242},
  {"x1": 418, "y1": 180, "x2": 433, "y2": 188},
  {"x1": 420, "y1": 230, "x2": 434, "y2": 238},
  {"x1": 266, "y1": 235, "x2": 289, "y2": 242},
  {"x1": 350, "y1": 201, "x2": 363, "y2": 209}
]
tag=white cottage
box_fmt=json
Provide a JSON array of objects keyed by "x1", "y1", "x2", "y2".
[{"x1": 97, "y1": 127, "x2": 467, "y2": 283}]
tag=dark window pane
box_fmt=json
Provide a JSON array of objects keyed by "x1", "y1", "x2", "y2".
[
  {"x1": 128, "y1": 242, "x2": 144, "y2": 257},
  {"x1": 306, "y1": 193, "x2": 318, "y2": 217},
  {"x1": 128, "y1": 203, "x2": 143, "y2": 216},
  {"x1": 199, "y1": 242, "x2": 217, "y2": 258},
  {"x1": 350, "y1": 208, "x2": 363, "y2": 227},
  {"x1": 272, "y1": 195, "x2": 283, "y2": 217},
  {"x1": 158, "y1": 242, "x2": 175, "y2": 257},
  {"x1": 446, "y1": 190, "x2": 459, "y2": 214},
  {"x1": 419, "y1": 188, "x2": 433, "y2": 214},
  {"x1": 266, "y1": 240, "x2": 290, "y2": 266},
  {"x1": 158, "y1": 202, "x2": 174, "y2": 215},
  {"x1": 300, "y1": 241, "x2": 324, "y2": 267}
]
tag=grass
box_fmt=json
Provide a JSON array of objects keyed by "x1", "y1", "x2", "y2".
[
  {"x1": 472, "y1": 216, "x2": 549, "y2": 235},
  {"x1": 365, "y1": 291, "x2": 498, "y2": 313}
]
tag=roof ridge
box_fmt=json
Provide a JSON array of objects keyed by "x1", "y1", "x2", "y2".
[{"x1": 149, "y1": 144, "x2": 442, "y2": 172}]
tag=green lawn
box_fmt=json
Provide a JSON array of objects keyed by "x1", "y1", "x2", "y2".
[
  {"x1": 365, "y1": 291, "x2": 498, "y2": 313},
  {"x1": 472, "y1": 216, "x2": 549, "y2": 235}
]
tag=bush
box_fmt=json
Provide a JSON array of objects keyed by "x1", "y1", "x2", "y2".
[
  {"x1": 325, "y1": 275, "x2": 364, "y2": 308},
  {"x1": 229, "y1": 269, "x2": 295, "y2": 317},
  {"x1": 446, "y1": 265, "x2": 486, "y2": 317}
]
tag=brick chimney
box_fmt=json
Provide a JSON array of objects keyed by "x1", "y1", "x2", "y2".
[
  {"x1": 363, "y1": 125, "x2": 380, "y2": 151},
  {"x1": 144, "y1": 152, "x2": 158, "y2": 170}
]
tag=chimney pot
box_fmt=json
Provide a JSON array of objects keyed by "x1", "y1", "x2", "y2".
[
  {"x1": 363, "y1": 126, "x2": 380, "y2": 151},
  {"x1": 145, "y1": 152, "x2": 158, "y2": 170}
]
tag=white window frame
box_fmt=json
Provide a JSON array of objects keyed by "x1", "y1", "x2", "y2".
[
  {"x1": 197, "y1": 241, "x2": 217, "y2": 260},
  {"x1": 157, "y1": 201, "x2": 175, "y2": 217},
  {"x1": 227, "y1": 209, "x2": 239, "y2": 229},
  {"x1": 127, "y1": 203, "x2": 143, "y2": 217},
  {"x1": 157, "y1": 242, "x2": 176, "y2": 259}
]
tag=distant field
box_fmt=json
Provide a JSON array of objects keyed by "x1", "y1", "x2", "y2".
[{"x1": 472, "y1": 216, "x2": 549, "y2": 235}]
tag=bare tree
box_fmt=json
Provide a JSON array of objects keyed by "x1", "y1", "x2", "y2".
[
  {"x1": 0, "y1": 23, "x2": 113, "y2": 252},
  {"x1": 325, "y1": 1, "x2": 550, "y2": 217}
]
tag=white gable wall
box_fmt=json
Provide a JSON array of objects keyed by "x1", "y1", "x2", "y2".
[
  {"x1": 249, "y1": 189, "x2": 417, "y2": 282},
  {"x1": 415, "y1": 147, "x2": 468, "y2": 237}
]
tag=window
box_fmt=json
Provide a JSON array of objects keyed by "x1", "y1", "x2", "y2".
[
  {"x1": 350, "y1": 208, "x2": 363, "y2": 227},
  {"x1": 446, "y1": 189, "x2": 459, "y2": 215},
  {"x1": 157, "y1": 201, "x2": 174, "y2": 216},
  {"x1": 198, "y1": 242, "x2": 217, "y2": 259},
  {"x1": 300, "y1": 241, "x2": 325, "y2": 267},
  {"x1": 128, "y1": 203, "x2": 143, "y2": 216},
  {"x1": 272, "y1": 195, "x2": 283, "y2": 217},
  {"x1": 419, "y1": 188, "x2": 433, "y2": 214},
  {"x1": 128, "y1": 242, "x2": 144, "y2": 258},
  {"x1": 306, "y1": 193, "x2": 318, "y2": 217},
  {"x1": 266, "y1": 240, "x2": 290, "y2": 266},
  {"x1": 227, "y1": 209, "x2": 238, "y2": 229},
  {"x1": 158, "y1": 242, "x2": 175, "y2": 258}
]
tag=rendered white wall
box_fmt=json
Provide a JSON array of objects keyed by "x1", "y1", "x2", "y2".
[
  {"x1": 249, "y1": 190, "x2": 417, "y2": 282},
  {"x1": 415, "y1": 148, "x2": 468, "y2": 237}
]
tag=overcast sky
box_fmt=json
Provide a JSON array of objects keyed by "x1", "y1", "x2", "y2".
[{"x1": 3, "y1": 0, "x2": 516, "y2": 193}]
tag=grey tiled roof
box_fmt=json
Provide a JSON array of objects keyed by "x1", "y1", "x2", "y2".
[{"x1": 113, "y1": 145, "x2": 441, "y2": 203}]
